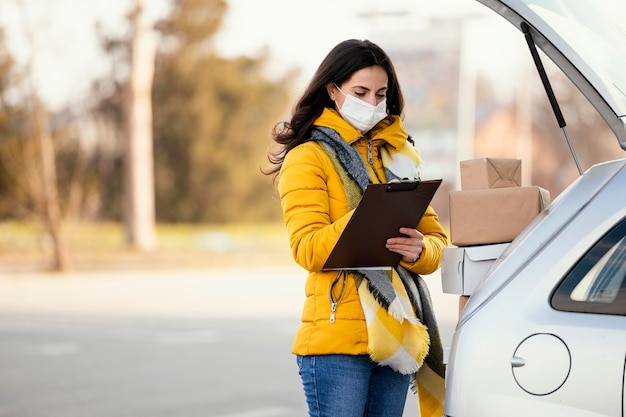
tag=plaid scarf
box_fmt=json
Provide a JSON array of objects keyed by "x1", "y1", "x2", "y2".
[{"x1": 309, "y1": 126, "x2": 446, "y2": 417}]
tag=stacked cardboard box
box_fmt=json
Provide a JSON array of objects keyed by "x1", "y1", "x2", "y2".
[{"x1": 441, "y1": 158, "x2": 551, "y2": 314}]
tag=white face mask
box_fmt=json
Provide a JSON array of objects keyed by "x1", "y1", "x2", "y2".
[{"x1": 334, "y1": 85, "x2": 387, "y2": 134}]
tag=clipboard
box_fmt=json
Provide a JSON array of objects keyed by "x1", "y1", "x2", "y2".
[{"x1": 323, "y1": 179, "x2": 442, "y2": 270}]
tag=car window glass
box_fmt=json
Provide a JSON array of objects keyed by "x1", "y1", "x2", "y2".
[{"x1": 552, "y1": 217, "x2": 626, "y2": 315}]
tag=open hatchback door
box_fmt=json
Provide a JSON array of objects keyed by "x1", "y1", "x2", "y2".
[{"x1": 477, "y1": 0, "x2": 626, "y2": 151}]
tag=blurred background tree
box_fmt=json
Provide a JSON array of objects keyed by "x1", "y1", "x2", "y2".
[
  {"x1": 0, "y1": 17, "x2": 72, "y2": 270},
  {"x1": 0, "y1": 28, "x2": 25, "y2": 219},
  {"x1": 124, "y1": 0, "x2": 157, "y2": 251},
  {"x1": 0, "y1": 0, "x2": 296, "y2": 270},
  {"x1": 95, "y1": 0, "x2": 296, "y2": 224}
]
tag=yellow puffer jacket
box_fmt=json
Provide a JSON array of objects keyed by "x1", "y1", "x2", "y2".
[{"x1": 278, "y1": 108, "x2": 448, "y2": 356}]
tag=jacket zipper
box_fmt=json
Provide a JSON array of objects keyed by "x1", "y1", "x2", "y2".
[
  {"x1": 367, "y1": 138, "x2": 374, "y2": 166},
  {"x1": 329, "y1": 271, "x2": 347, "y2": 323}
]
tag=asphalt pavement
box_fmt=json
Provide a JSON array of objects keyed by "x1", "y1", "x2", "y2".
[{"x1": 0, "y1": 265, "x2": 459, "y2": 416}]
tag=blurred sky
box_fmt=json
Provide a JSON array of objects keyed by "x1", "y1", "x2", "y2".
[{"x1": 0, "y1": 0, "x2": 524, "y2": 110}]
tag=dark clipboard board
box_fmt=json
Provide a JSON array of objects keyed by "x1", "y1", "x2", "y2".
[{"x1": 322, "y1": 179, "x2": 442, "y2": 270}]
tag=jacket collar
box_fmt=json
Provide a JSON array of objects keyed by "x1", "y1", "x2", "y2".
[{"x1": 313, "y1": 108, "x2": 409, "y2": 150}]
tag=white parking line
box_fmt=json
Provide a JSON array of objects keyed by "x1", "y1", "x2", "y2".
[
  {"x1": 156, "y1": 331, "x2": 219, "y2": 345},
  {"x1": 28, "y1": 342, "x2": 80, "y2": 356},
  {"x1": 213, "y1": 407, "x2": 293, "y2": 417}
]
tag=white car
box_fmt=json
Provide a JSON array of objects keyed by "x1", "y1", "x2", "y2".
[{"x1": 444, "y1": 1, "x2": 626, "y2": 416}]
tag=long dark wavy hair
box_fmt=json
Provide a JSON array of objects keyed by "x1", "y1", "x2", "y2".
[{"x1": 263, "y1": 39, "x2": 405, "y2": 178}]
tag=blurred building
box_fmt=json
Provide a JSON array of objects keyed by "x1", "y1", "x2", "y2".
[{"x1": 368, "y1": 16, "x2": 468, "y2": 221}]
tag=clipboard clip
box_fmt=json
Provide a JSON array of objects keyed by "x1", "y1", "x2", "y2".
[{"x1": 386, "y1": 179, "x2": 419, "y2": 192}]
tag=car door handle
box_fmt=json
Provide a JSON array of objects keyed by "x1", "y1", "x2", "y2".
[{"x1": 511, "y1": 356, "x2": 526, "y2": 368}]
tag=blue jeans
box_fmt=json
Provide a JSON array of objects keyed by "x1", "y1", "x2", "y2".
[{"x1": 296, "y1": 354, "x2": 410, "y2": 417}]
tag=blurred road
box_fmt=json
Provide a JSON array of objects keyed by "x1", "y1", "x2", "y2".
[{"x1": 0, "y1": 266, "x2": 459, "y2": 417}]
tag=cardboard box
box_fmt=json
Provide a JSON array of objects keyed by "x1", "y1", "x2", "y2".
[
  {"x1": 449, "y1": 186, "x2": 550, "y2": 246},
  {"x1": 441, "y1": 243, "x2": 509, "y2": 295},
  {"x1": 460, "y1": 158, "x2": 521, "y2": 190}
]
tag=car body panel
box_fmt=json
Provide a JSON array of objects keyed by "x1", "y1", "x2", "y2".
[{"x1": 447, "y1": 301, "x2": 626, "y2": 416}]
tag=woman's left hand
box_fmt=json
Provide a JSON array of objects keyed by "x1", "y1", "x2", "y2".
[{"x1": 386, "y1": 227, "x2": 424, "y2": 263}]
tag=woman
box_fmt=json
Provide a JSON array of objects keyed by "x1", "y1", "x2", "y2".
[{"x1": 265, "y1": 39, "x2": 448, "y2": 417}]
